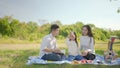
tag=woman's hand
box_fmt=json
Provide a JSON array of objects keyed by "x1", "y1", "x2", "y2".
[{"x1": 81, "y1": 50, "x2": 89, "y2": 56}]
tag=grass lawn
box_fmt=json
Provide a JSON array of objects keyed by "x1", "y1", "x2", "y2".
[
  {"x1": 0, "y1": 40, "x2": 120, "y2": 68},
  {"x1": 0, "y1": 49, "x2": 120, "y2": 68}
]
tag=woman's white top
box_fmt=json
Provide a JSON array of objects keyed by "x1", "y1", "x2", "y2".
[
  {"x1": 66, "y1": 38, "x2": 79, "y2": 56},
  {"x1": 80, "y1": 36, "x2": 95, "y2": 54}
]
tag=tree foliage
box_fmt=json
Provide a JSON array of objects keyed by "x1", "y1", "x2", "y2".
[{"x1": 0, "y1": 16, "x2": 119, "y2": 41}]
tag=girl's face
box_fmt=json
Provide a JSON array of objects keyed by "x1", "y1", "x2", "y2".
[
  {"x1": 69, "y1": 32, "x2": 75, "y2": 40},
  {"x1": 82, "y1": 27, "x2": 88, "y2": 36}
]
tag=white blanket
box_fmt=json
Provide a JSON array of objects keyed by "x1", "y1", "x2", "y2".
[{"x1": 26, "y1": 55, "x2": 120, "y2": 65}]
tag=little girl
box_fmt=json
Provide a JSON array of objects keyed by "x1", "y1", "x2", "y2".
[{"x1": 66, "y1": 31, "x2": 84, "y2": 61}]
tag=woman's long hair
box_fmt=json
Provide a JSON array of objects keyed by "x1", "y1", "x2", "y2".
[
  {"x1": 82, "y1": 25, "x2": 93, "y2": 37},
  {"x1": 82, "y1": 25, "x2": 95, "y2": 44}
]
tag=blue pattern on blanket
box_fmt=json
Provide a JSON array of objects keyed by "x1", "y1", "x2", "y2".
[{"x1": 26, "y1": 55, "x2": 120, "y2": 65}]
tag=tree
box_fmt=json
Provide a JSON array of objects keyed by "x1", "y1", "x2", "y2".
[
  {"x1": 27, "y1": 21, "x2": 38, "y2": 33},
  {"x1": 0, "y1": 16, "x2": 119, "y2": 41},
  {"x1": 0, "y1": 16, "x2": 12, "y2": 36},
  {"x1": 9, "y1": 19, "x2": 19, "y2": 36}
]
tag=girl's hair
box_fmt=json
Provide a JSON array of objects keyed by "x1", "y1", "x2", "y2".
[
  {"x1": 73, "y1": 32, "x2": 78, "y2": 47},
  {"x1": 69, "y1": 32, "x2": 78, "y2": 47},
  {"x1": 82, "y1": 25, "x2": 93, "y2": 37}
]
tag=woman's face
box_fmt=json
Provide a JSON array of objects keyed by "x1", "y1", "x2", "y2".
[
  {"x1": 82, "y1": 27, "x2": 88, "y2": 36},
  {"x1": 69, "y1": 32, "x2": 75, "y2": 40}
]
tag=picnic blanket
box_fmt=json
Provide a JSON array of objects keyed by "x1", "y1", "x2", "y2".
[{"x1": 26, "y1": 55, "x2": 120, "y2": 65}]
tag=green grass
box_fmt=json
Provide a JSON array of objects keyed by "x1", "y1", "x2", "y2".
[
  {"x1": 0, "y1": 49, "x2": 120, "y2": 68},
  {"x1": 0, "y1": 40, "x2": 120, "y2": 68}
]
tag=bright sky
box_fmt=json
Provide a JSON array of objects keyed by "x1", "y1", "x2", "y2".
[{"x1": 0, "y1": 0, "x2": 120, "y2": 30}]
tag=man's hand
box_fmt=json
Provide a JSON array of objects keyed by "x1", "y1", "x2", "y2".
[
  {"x1": 43, "y1": 48, "x2": 61, "y2": 53},
  {"x1": 53, "y1": 48, "x2": 61, "y2": 53},
  {"x1": 42, "y1": 48, "x2": 53, "y2": 52}
]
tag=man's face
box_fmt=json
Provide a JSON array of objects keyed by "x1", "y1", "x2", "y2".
[{"x1": 52, "y1": 28, "x2": 60, "y2": 36}]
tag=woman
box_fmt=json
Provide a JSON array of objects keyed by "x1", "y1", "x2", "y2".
[
  {"x1": 80, "y1": 25, "x2": 95, "y2": 54},
  {"x1": 79, "y1": 25, "x2": 96, "y2": 61}
]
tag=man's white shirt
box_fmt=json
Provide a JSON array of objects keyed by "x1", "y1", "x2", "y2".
[{"x1": 40, "y1": 33, "x2": 57, "y2": 57}]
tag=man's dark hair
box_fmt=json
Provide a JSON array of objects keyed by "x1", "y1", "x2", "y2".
[{"x1": 51, "y1": 24, "x2": 59, "y2": 32}]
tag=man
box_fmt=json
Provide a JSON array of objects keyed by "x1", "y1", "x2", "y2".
[{"x1": 40, "y1": 24, "x2": 62, "y2": 60}]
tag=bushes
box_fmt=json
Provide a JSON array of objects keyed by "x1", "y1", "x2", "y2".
[{"x1": 0, "y1": 16, "x2": 119, "y2": 41}]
